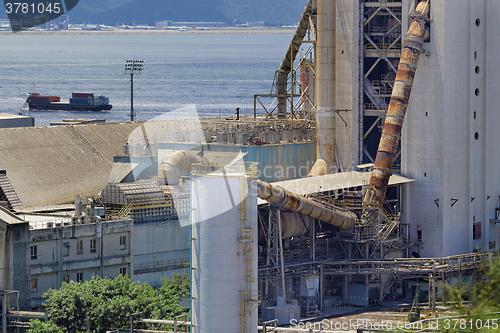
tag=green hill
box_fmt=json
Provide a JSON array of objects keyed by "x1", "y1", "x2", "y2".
[{"x1": 67, "y1": 0, "x2": 308, "y2": 26}]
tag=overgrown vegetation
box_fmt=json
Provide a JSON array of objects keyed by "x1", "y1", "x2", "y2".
[
  {"x1": 446, "y1": 256, "x2": 500, "y2": 316},
  {"x1": 418, "y1": 256, "x2": 500, "y2": 333},
  {"x1": 28, "y1": 274, "x2": 190, "y2": 333},
  {"x1": 390, "y1": 257, "x2": 500, "y2": 332}
]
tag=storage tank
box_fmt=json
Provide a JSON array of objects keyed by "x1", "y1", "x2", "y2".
[{"x1": 191, "y1": 166, "x2": 258, "y2": 333}]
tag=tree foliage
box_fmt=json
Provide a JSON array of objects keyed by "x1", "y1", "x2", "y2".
[
  {"x1": 35, "y1": 273, "x2": 190, "y2": 333},
  {"x1": 446, "y1": 256, "x2": 500, "y2": 316},
  {"x1": 26, "y1": 319, "x2": 65, "y2": 333}
]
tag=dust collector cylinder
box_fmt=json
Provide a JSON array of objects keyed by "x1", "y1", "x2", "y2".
[{"x1": 191, "y1": 173, "x2": 258, "y2": 333}]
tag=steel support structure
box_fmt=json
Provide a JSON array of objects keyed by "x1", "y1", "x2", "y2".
[
  {"x1": 253, "y1": 6, "x2": 317, "y2": 120},
  {"x1": 356, "y1": 0, "x2": 403, "y2": 165},
  {"x1": 258, "y1": 252, "x2": 492, "y2": 306}
]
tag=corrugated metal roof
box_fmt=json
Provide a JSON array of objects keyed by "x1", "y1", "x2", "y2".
[
  {"x1": 257, "y1": 171, "x2": 414, "y2": 205},
  {"x1": 0, "y1": 122, "x2": 141, "y2": 207}
]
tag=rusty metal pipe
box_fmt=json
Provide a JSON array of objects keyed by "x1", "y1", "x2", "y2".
[
  {"x1": 257, "y1": 180, "x2": 355, "y2": 231},
  {"x1": 277, "y1": 0, "x2": 315, "y2": 119},
  {"x1": 365, "y1": 1, "x2": 429, "y2": 206}
]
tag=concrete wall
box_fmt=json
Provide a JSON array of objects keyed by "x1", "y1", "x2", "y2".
[
  {"x1": 335, "y1": 0, "x2": 355, "y2": 170},
  {"x1": 402, "y1": 0, "x2": 500, "y2": 257},
  {"x1": 158, "y1": 142, "x2": 317, "y2": 183},
  {"x1": 0, "y1": 212, "x2": 29, "y2": 309},
  {"x1": 0, "y1": 114, "x2": 34, "y2": 128},
  {"x1": 133, "y1": 221, "x2": 190, "y2": 287},
  {"x1": 8, "y1": 223, "x2": 30, "y2": 308},
  {"x1": 0, "y1": 219, "x2": 9, "y2": 291}
]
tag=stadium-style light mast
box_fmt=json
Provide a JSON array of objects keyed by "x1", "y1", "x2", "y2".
[{"x1": 123, "y1": 59, "x2": 144, "y2": 121}]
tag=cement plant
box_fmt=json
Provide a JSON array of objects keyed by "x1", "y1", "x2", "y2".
[{"x1": 1, "y1": 0, "x2": 500, "y2": 332}]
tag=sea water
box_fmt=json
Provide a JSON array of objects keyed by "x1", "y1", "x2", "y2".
[{"x1": 0, "y1": 32, "x2": 293, "y2": 126}]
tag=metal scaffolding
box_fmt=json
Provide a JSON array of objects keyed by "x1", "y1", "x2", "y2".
[
  {"x1": 357, "y1": 0, "x2": 403, "y2": 165},
  {"x1": 253, "y1": 2, "x2": 317, "y2": 120}
]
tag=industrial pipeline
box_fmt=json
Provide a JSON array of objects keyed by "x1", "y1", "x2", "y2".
[
  {"x1": 256, "y1": 179, "x2": 355, "y2": 231},
  {"x1": 364, "y1": 0, "x2": 430, "y2": 206}
]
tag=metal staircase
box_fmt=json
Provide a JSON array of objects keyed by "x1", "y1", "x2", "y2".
[{"x1": 0, "y1": 171, "x2": 22, "y2": 209}]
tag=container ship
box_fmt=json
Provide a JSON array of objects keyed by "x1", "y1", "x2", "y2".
[{"x1": 27, "y1": 92, "x2": 113, "y2": 111}]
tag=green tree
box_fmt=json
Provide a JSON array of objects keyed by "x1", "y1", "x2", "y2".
[
  {"x1": 26, "y1": 319, "x2": 65, "y2": 333},
  {"x1": 150, "y1": 274, "x2": 190, "y2": 319},
  {"x1": 42, "y1": 274, "x2": 190, "y2": 333},
  {"x1": 446, "y1": 256, "x2": 500, "y2": 315},
  {"x1": 439, "y1": 256, "x2": 500, "y2": 332}
]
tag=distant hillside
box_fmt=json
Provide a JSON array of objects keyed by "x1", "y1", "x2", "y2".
[{"x1": 67, "y1": 0, "x2": 308, "y2": 26}]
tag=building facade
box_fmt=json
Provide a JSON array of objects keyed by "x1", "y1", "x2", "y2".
[
  {"x1": 401, "y1": 0, "x2": 500, "y2": 257},
  {"x1": 1, "y1": 207, "x2": 134, "y2": 309},
  {"x1": 321, "y1": 0, "x2": 500, "y2": 257}
]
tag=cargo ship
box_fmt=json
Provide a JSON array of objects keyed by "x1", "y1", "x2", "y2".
[{"x1": 27, "y1": 92, "x2": 113, "y2": 111}]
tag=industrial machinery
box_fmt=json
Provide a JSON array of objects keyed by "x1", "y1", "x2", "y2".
[{"x1": 408, "y1": 283, "x2": 421, "y2": 323}]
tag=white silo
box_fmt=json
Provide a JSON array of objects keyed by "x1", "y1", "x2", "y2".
[{"x1": 191, "y1": 165, "x2": 259, "y2": 333}]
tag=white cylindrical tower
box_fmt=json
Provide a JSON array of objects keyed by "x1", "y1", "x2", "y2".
[
  {"x1": 315, "y1": 0, "x2": 336, "y2": 170},
  {"x1": 191, "y1": 166, "x2": 258, "y2": 333}
]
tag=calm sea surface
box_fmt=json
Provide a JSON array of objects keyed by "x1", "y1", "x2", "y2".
[{"x1": 0, "y1": 32, "x2": 293, "y2": 126}]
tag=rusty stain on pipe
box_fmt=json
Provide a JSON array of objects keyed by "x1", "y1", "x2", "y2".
[
  {"x1": 256, "y1": 179, "x2": 355, "y2": 231},
  {"x1": 277, "y1": 0, "x2": 315, "y2": 119},
  {"x1": 365, "y1": 1, "x2": 429, "y2": 206}
]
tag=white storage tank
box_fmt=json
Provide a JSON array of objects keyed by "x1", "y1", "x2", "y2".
[{"x1": 191, "y1": 166, "x2": 258, "y2": 333}]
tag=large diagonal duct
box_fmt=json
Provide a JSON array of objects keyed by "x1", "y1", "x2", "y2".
[
  {"x1": 364, "y1": 1, "x2": 430, "y2": 206},
  {"x1": 256, "y1": 179, "x2": 355, "y2": 231},
  {"x1": 276, "y1": 0, "x2": 315, "y2": 119}
]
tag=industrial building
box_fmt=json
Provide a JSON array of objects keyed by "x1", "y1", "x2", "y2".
[
  {"x1": 1, "y1": 0, "x2": 500, "y2": 332},
  {"x1": 0, "y1": 114, "x2": 34, "y2": 129},
  {"x1": 252, "y1": 0, "x2": 500, "y2": 259},
  {"x1": 0, "y1": 202, "x2": 133, "y2": 309},
  {"x1": 188, "y1": 0, "x2": 500, "y2": 331}
]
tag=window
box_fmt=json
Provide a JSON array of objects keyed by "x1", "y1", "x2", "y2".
[
  {"x1": 63, "y1": 246, "x2": 70, "y2": 257},
  {"x1": 77, "y1": 240, "x2": 83, "y2": 255},
  {"x1": 31, "y1": 278, "x2": 37, "y2": 292},
  {"x1": 90, "y1": 239, "x2": 96, "y2": 253},
  {"x1": 76, "y1": 272, "x2": 83, "y2": 283},
  {"x1": 120, "y1": 235, "x2": 126, "y2": 250},
  {"x1": 473, "y1": 222, "x2": 482, "y2": 240},
  {"x1": 120, "y1": 267, "x2": 127, "y2": 276},
  {"x1": 63, "y1": 274, "x2": 69, "y2": 283},
  {"x1": 30, "y1": 245, "x2": 37, "y2": 260}
]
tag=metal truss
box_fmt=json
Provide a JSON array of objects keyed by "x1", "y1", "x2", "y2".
[
  {"x1": 357, "y1": 0, "x2": 403, "y2": 165},
  {"x1": 254, "y1": 16, "x2": 317, "y2": 120}
]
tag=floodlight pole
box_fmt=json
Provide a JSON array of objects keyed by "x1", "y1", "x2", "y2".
[
  {"x1": 123, "y1": 60, "x2": 144, "y2": 122},
  {"x1": 130, "y1": 72, "x2": 134, "y2": 121}
]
